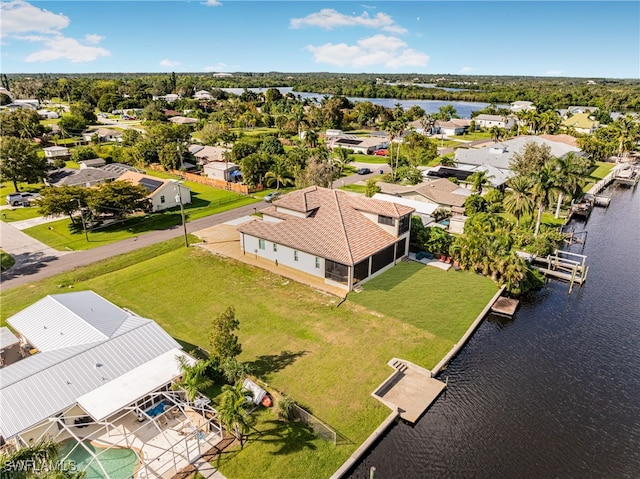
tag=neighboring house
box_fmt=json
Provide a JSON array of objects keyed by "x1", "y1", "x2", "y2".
[
  {"x1": 193, "y1": 90, "x2": 212, "y2": 100},
  {"x1": 168, "y1": 116, "x2": 198, "y2": 125},
  {"x1": 79, "y1": 158, "x2": 107, "y2": 169},
  {"x1": 435, "y1": 119, "x2": 471, "y2": 136},
  {"x1": 329, "y1": 135, "x2": 389, "y2": 154},
  {"x1": 153, "y1": 93, "x2": 180, "y2": 102},
  {"x1": 203, "y1": 161, "x2": 241, "y2": 182},
  {"x1": 42, "y1": 146, "x2": 70, "y2": 159},
  {"x1": 325, "y1": 129, "x2": 344, "y2": 138},
  {"x1": 474, "y1": 114, "x2": 516, "y2": 129},
  {"x1": 561, "y1": 112, "x2": 599, "y2": 134},
  {"x1": 510, "y1": 101, "x2": 536, "y2": 113},
  {"x1": 213, "y1": 72, "x2": 233, "y2": 77},
  {"x1": 37, "y1": 109, "x2": 59, "y2": 119},
  {"x1": 13, "y1": 99, "x2": 40, "y2": 108},
  {"x1": 47, "y1": 167, "x2": 120, "y2": 187},
  {"x1": 567, "y1": 106, "x2": 598, "y2": 115},
  {"x1": 0, "y1": 87, "x2": 13, "y2": 99},
  {"x1": 118, "y1": 171, "x2": 191, "y2": 212},
  {"x1": 372, "y1": 193, "x2": 438, "y2": 225},
  {"x1": 454, "y1": 135, "x2": 584, "y2": 171},
  {"x1": 237, "y1": 186, "x2": 414, "y2": 291},
  {"x1": 0, "y1": 291, "x2": 222, "y2": 478},
  {"x1": 377, "y1": 178, "x2": 472, "y2": 210},
  {"x1": 192, "y1": 145, "x2": 231, "y2": 164},
  {"x1": 82, "y1": 128, "x2": 123, "y2": 143},
  {"x1": 424, "y1": 164, "x2": 513, "y2": 189}
]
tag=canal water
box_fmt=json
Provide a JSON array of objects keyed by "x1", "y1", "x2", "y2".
[
  {"x1": 219, "y1": 87, "x2": 496, "y2": 119},
  {"x1": 347, "y1": 184, "x2": 640, "y2": 479}
]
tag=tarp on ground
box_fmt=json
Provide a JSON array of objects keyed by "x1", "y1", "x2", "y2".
[{"x1": 242, "y1": 378, "x2": 266, "y2": 405}]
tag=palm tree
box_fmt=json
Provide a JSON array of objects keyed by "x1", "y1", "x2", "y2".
[
  {"x1": 420, "y1": 113, "x2": 436, "y2": 135},
  {"x1": 503, "y1": 175, "x2": 535, "y2": 227},
  {"x1": 303, "y1": 130, "x2": 318, "y2": 148},
  {"x1": 489, "y1": 126, "x2": 501, "y2": 142},
  {"x1": 264, "y1": 157, "x2": 293, "y2": 190},
  {"x1": 467, "y1": 170, "x2": 494, "y2": 193},
  {"x1": 552, "y1": 153, "x2": 586, "y2": 218},
  {"x1": 529, "y1": 164, "x2": 564, "y2": 236},
  {"x1": 332, "y1": 147, "x2": 353, "y2": 176},
  {"x1": 613, "y1": 114, "x2": 639, "y2": 161},
  {"x1": 173, "y1": 355, "x2": 214, "y2": 402},
  {"x1": 218, "y1": 382, "x2": 254, "y2": 448}
]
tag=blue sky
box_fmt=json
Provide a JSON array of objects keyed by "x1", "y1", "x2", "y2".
[{"x1": 1, "y1": 1, "x2": 638, "y2": 78}]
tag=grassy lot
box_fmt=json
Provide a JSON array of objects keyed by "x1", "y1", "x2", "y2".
[
  {"x1": 23, "y1": 181, "x2": 258, "y2": 251},
  {"x1": 0, "y1": 250, "x2": 15, "y2": 271},
  {"x1": 582, "y1": 161, "x2": 616, "y2": 193},
  {"x1": 462, "y1": 131, "x2": 493, "y2": 141},
  {"x1": 339, "y1": 184, "x2": 367, "y2": 194},
  {"x1": 350, "y1": 153, "x2": 388, "y2": 164},
  {"x1": 1, "y1": 182, "x2": 47, "y2": 222},
  {"x1": 0, "y1": 242, "x2": 497, "y2": 479}
]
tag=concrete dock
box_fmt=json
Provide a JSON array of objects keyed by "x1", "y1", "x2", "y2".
[
  {"x1": 491, "y1": 297, "x2": 519, "y2": 316},
  {"x1": 373, "y1": 359, "x2": 446, "y2": 424}
]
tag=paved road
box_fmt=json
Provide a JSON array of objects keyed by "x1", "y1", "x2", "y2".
[
  {"x1": 333, "y1": 161, "x2": 391, "y2": 188},
  {"x1": 0, "y1": 201, "x2": 265, "y2": 290}
]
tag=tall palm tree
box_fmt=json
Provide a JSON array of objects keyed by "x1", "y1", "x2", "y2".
[
  {"x1": 173, "y1": 355, "x2": 214, "y2": 402},
  {"x1": 264, "y1": 157, "x2": 293, "y2": 190},
  {"x1": 529, "y1": 164, "x2": 564, "y2": 236},
  {"x1": 332, "y1": 147, "x2": 353, "y2": 176},
  {"x1": 503, "y1": 175, "x2": 535, "y2": 227},
  {"x1": 613, "y1": 114, "x2": 639, "y2": 161},
  {"x1": 467, "y1": 170, "x2": 494, "y2": 193},
  {"x1": 218, "y1": 382, "x2": 254, "y2": 448},
  {"x1": 552, "y1": 153, "x2": 586, "y2": 218},
  {"x1": 303, "y1": 130, "x2": 318, "y2": 148},
  {"x1": 420, "y1": 113, "x2": 436, "y2": 135}
]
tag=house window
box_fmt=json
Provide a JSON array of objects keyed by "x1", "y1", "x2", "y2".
[
  {"x1": 160, "y1": 195, "x2": 165, "y2": 204},
  {"x1": 398, "y1": 214, "x2": 410, "y2": 234},
  {"x1": 294, "y1": 250, "x2": 299, "y2": 262},
  {"x1": 315, "y1": 257, "x2": 320, "y2": 269},
  {"x1": 259, "y1": 239, "x2": 265, "y2": 250},
  {"x1": 273, "y1": 243, "x2": 278, "y2": 252},
  {"x1": 378, "y1": 215, "x2": 394, "y2": 226},
  {"x1": 325, "y1": 260, "x2": 349, "y2": 284}
]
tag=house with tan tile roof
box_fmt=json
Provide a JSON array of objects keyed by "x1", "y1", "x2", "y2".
[
  {"x1": 377, "y1": 178, "x2": 472, "y2": 209},
  {"x1": 117, "y1": 171, "x2": 191, "y2": 212},
  {"x1": 237, "y1": 186, "x2": 414, "y2": 291}
]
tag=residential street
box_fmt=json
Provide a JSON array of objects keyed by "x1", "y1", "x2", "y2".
[{"x1": 0, "y1": 201, "x2": 265, "y2": 290}]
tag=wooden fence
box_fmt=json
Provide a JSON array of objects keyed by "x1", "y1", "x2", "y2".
[{"x1": 146, "y1": 164, "x2": 263, "y2": 195}]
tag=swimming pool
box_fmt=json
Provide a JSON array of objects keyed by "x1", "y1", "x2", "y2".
[{"x1": 58, "y1": 440, "x2": 140, "y2": 479}]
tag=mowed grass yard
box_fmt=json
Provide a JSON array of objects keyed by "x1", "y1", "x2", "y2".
[
  {"x1": 22, "y1": 180, "x2": 259, "y2": 251},
  {"x1": 0, "y1": 241, "x2": 497, "y2": 479}
]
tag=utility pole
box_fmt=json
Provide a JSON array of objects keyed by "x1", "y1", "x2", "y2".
[
  {"x1": 176, "y1": 183, "x2": 189, "y2": 248},
  {"x1": 78, "y1": 199, "x2": 89, "y2": 242}
]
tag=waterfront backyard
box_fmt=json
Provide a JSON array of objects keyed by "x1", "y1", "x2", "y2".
[{"x1": 0, "y1": 239, "x2": 498, "y2": 479}]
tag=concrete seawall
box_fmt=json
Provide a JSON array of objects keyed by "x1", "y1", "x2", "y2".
[
  {"x1": 432, "y1": 285, "x2": 505, "y2": 376},
  {"x1": 330, "y1": 285, "x2": 506, "y2": 478}
]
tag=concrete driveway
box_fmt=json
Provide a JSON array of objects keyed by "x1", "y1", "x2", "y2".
[{"x1": 0, "y1": 220, "x2": 71, "y2": 280}]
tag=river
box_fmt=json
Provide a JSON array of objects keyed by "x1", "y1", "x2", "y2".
[
  {"x1": 347, "y1": 184, "x2": 640, "y2": 479},
  {"x1": 219, "y1": 87, "x2": 498, "y2": 119}
]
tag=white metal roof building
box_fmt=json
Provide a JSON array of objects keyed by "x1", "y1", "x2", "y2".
[{"x1": 1, "y1": 291, "x2": 223, "y2": 479}]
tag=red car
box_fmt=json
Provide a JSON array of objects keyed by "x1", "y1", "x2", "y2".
[{"x1": 374, "y1": 149, "x2": 388, "y2": 156}]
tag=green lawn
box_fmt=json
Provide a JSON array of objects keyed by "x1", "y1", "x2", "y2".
[
  {"x1": 0, "y1": 250, "x2": 15, "y2": 271},
  {"x1": 583, "y1": 161, "x2": 616, "y2": 193},
  {"x1": 23, "y1": 181, "x2": 258, "y2": 251},
  {"x1": 350, "y1": 153, "x2": 389, "y2": 164},
  {"x1": 0, "y1": 242, "x2": 498, "y2": 479},
  {"x1": 339, "y1": 184, "x2": 367, "y2": 194},
  {"x1": 1, "y1": 182, "x2": 47, "y2": 222}
]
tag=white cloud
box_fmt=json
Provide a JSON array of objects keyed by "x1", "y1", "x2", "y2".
[
  {"x1": 290, "y1": 8, "x2": 407, "y2": 35},
  {"x1": 0, "y1": 0, "x2": 69, "y2": 36},
  {"x1": 460, "y1": 66, "x2": 476, "y2": 73},
  {"x1": 160, "y1": 59, "x2": 182, "y2": 68},
  {"x1": 203, "y1": 0, "x2": 222, "y2": 6},
  {"x1": 25, "y1": 35, "x2": 110, "y2": 63},
  {"x1": 305, "y1": 34, "x2": 429, "y2": 69},
  {"x1": 2, "y1": 1, "x2": 111, "y2": 64},
  {"x1": 84, "y1": 34, "x2": 103, "y2": 45},
  {"x1": 545, "y1": 70, "x2": 563, "y2": 75}
]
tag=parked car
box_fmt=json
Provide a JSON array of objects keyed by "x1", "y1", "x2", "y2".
[
  {"x1": 6, "y1": 192, "x2": 40, "y2": 206},
  {"x1": 374, "y1": 149, "x2": 388, "y2": 156},
  {"x1": 356, "y1": 168, "x2": 372, "y2": 175},
  {"x1": 264, "y1": 191, "x2": 282, "y2": 203}
]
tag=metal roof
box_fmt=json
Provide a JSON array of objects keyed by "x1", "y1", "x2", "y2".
[
  {"x1": 7, "y1": 291, "x2": 131, "y2": 351},
  {"x1": 0, "y1": 293, "x2": 182, "y2": 440},
  {"x1": 0, "y1": 327, "x2": 20, "y2": 349}
]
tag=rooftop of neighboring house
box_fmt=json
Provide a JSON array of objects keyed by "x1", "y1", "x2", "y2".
[
  {"x1": 1, "y1": 291, "x2": 185, "y2": 440},
  {"x1": 377, "y1": 178, "x2": 471, "y2": 208},
  {"x1": 192, "y1": 145, "x2": 230, "y2": 163},
  {"x1": 455, "y1": 135, "x2": 583, "y2": 170},
  {"x1": 561, "y1": 112, "x2": 599, "y2": 130},
  {"x1": 237, "y1": 186, "x2": 413, "y2": 265}
]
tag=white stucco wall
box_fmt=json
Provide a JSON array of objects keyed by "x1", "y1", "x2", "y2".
[
  {"x1": 151, "y1": 184, "x2": 191, "y2": 212},
  {"x1": 358, "y1": 211, "x2": 398, "y2": 236}
]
